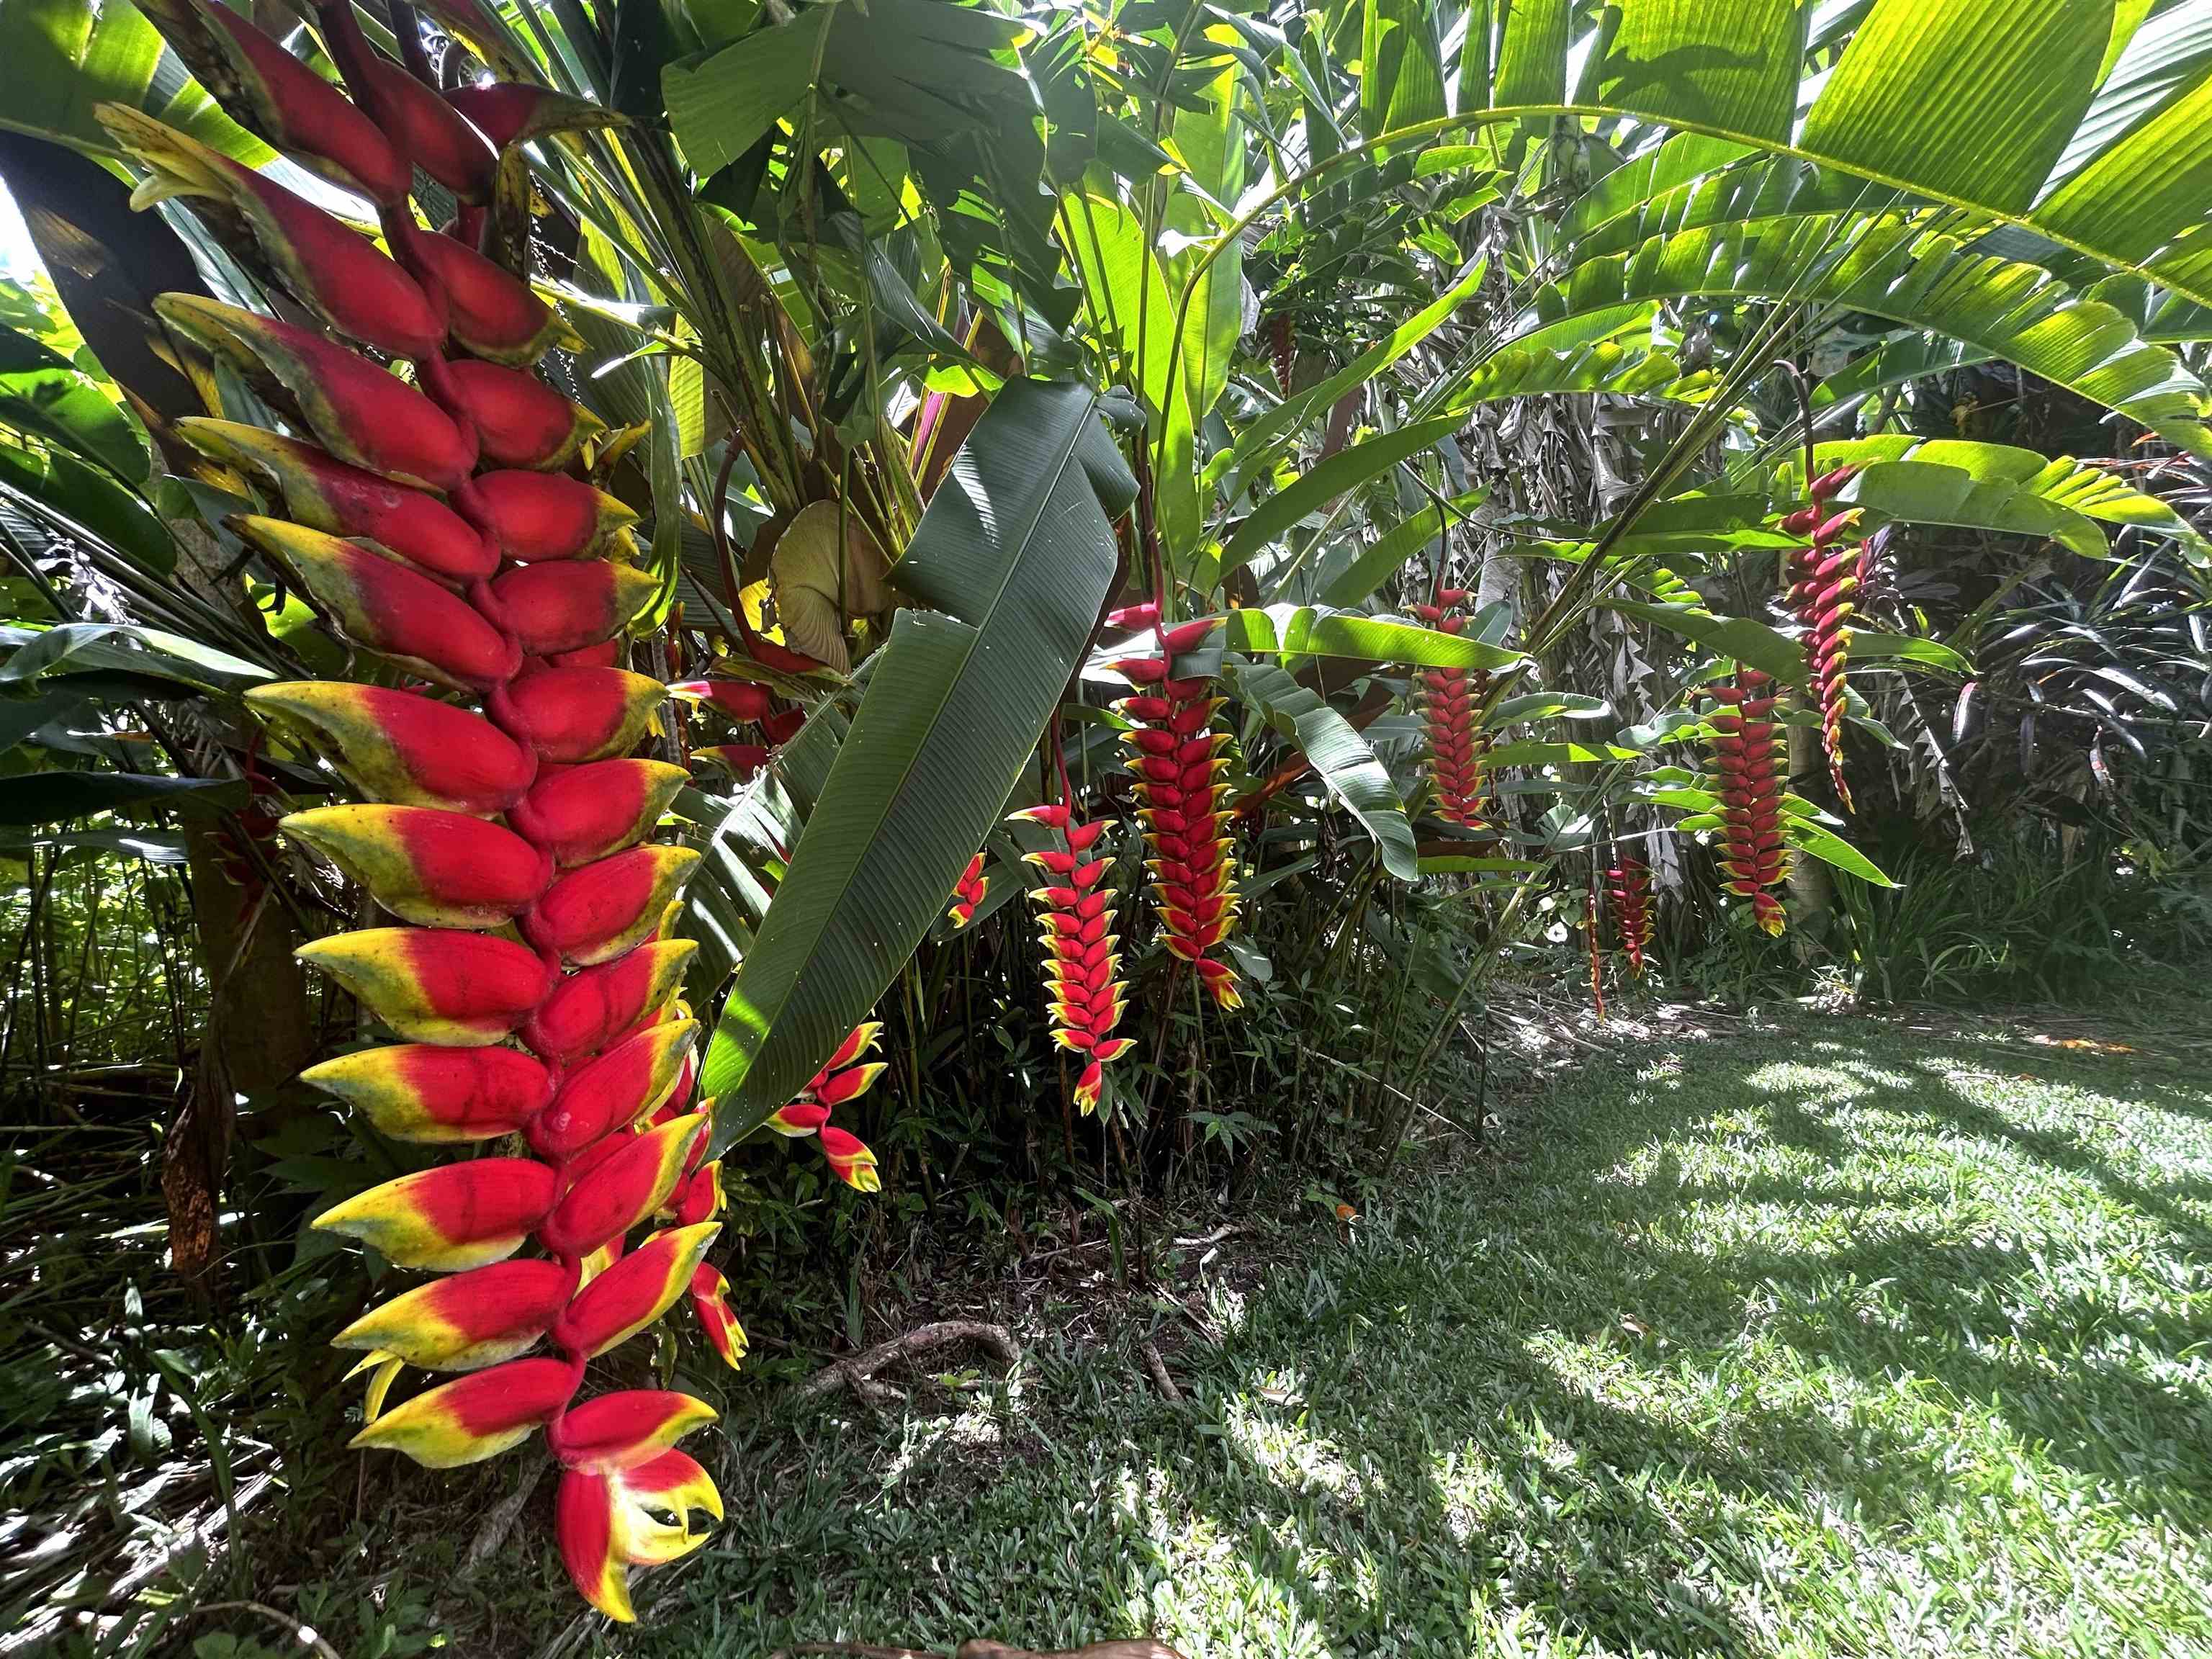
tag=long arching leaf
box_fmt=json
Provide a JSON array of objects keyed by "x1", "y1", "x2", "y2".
[
  {"x1": 700, "y1": 381, "x2": 1135, "y2": 1142},
  {"x1": 1231, "y1": 659, "x2": 1416, "y2": 879}
]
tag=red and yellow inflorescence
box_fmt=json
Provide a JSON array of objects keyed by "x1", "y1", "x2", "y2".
[
  {"x1": 1012, "y1": 805, "x2": 1134, "y2": 1114},
  {"x1": 1605, "y1": 850, "x2": 1655, "y2": 976},
  {"x1": 762, "y1": 1022, "x2": 887, "y2": 1193},
  {"x1": 1779, "y1": 464, "x2": 1863, "y2": 809},
  {"x1": 98, "y1": 1, "x2": 763, "y2": 1620},
  {"x1": 945, "y1": 852, "x2": 989, "y2": 930},
  {"x1": 1409, "y1": 588, "x2": 1490, "y2": 830},
  {"x1": 1107, "y1": 605, "x2": 1242, "y2": 1011},
  {"x1": 1704, "y1": 668, "x2": 1791, "y2": 936}
]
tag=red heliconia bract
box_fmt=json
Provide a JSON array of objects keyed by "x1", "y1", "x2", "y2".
[
  {"x1": 760, "y1": 1022, "x2": 885, "y2": 1191},
  {"x1": 1704, "y1": 668, "x2": 1790, "y2": 935},
  {"x1": 1107, "y1": 608, "x2": 1243, "y2": 1010},
  {"x1": 178, "y1": 419, "x2": 498, "y2": 583},
  {"x1": 1012, "y1": 806, "x2": 1133, "y2": 1114},
  {"x1": 423, "y1": 355, "x2": 606, "y2": 472},
  {"x1": 1410, "y1": 588, "x2": 1490, "y2": 830},
  {"x1": 945, "y1": 851, "x2": 988, "y2": 930},
  {"x1": 114, "y1": 15, "x2": 765, "y2": 1616},
  {"x1": 1605, "y1": 850, "x2": 1655, "y2": 976},
  {"x1": 1779, "y1": 464, "x2": 1865, "y2": 810}
]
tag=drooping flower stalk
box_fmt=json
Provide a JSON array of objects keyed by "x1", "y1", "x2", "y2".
[
  {"x1": 102, "y1": 10, "x2": 732, "y2": 1619},
  {"x1": 1106, "y1": 604, "x2": 1241, "y2": 1011},
  {"x1": 1410, "y1": 587, "x2": 1490, "y2": 830},
  {"x1": 1704, "y1": 667, "x2": 1789, "y2": 936},
  {"x1": 761, "y1": 1022, "x2": 887, "y2": 1191},
  {"x1": 1012, "y1": 804, "x2": 1134, "y2": 1114},
  {"x1": 945, "y1": 852, "x2": 989, "y2": 930},
  {"x1": 1605, "y1": 850, "x2": 1654, "y2": 976},
  {"x1": 1779, "y1": 463, "x2": 1863, "y2": 809},
  {"x1": 1263, "y1": 312, "x2": 1295, "y2": 392}
]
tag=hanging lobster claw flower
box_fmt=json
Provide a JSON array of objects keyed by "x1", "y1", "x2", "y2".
[
  {"x1": 279, "y1": 804, "x2": 549, "y2": 928},
  {"x1": 392, "y1": 224, "x2": 580, "y2": 364},
  {"x1": 452, "y1": 470, "x2": 636, "y2": 563},
  {"x1": 246, "y1": 682, "x2": 536, "y2": 814},
  {"x1": 555, "y1": 1449, "x2": 722, "y2": 1622},
  {"x1": 521, "y1": 845, "x2": 701, "y2": 967},
  {"x1": 507, "y1": 760, "x2": 687, "y2": 869},
  {"x1": 1781, "y1": 464, "x2": 1864, "y2": 809},
  {"x1": 666, "y1": 1159, "x2": 723, "y2": 1226},
  {"x1": 688, "y1": 1264, "x2": 747, "y2": 1369},
  {"x1": 549, "y1": 1390, "x2": 718, "y2": 1473},
  {"x1": 485, "y1": 666, "x2": 666, "y2": 764},
  {"x1": 179, "y1": 420, "x2": 498, "y2": 583},
  {"x1": 234, "y1": 516, "x2": 521, "y2": 691},
  {"x1": 691, "y1": 745, "x2": 770, "y2": 781},
  {"x1": 484, "y1": 561, "x2": 659, "y2": 657},
  {"x1": 1605, "y1": 851, "x2": 1655, "y2": 976},
  {"x1": 521, "y1": 938, "x2": 696, "y2": 1062},
  {"x1": 169, "y1": 155, "x2": 438, "y2": 349},
  {"x1": 446, "y1": 81, "x2": 629, "y2": 152},
  {"x1": 361, "y1": 58, "x2": 496, "y2": 202},
  {"x1": 312, "y1": 1156, "x2": 557, "y2": 1270},
  {"x1": 138, "y1": 0, "x2": 413, "y2": 204},
  {"x1": 554, "y1": 1223, "x2": 721, "y2": 1358},
  {"x1": 333, "y1": 1256, "x2": 572, "y2": 1370},
  {"x1": 1704, "y1": 669, "x2": 1790, "y2": 935},
  {"x1": 155, "y1": 296, "x2": 477, "y2": 490},
  {"x1": 819, "y1": 1125, "x2": 880, "y2": 1192},
  {"x1": 765, "y1": 1100, "x2": 830, "y2": 1136},
  {"x1": 946, "y1": 853, "x2": 989, "y2": 928},
  {"x1": 529, "y1": 1021, "x2": 698, "y2": 1157},
  {"x1": 295, "y1": 927, "x2": 554, "y2": 1045},
  {"x1": 300, "y1": 1043, "x2": 553, "y2": 1143},
  {"x1": 539, "y1": 1114, "x2": 710, "y2": 1258},
  {"x1": 423, "y1": 355, "x2": 605, "y2": 472},
  {"x1": 350, "y1": 1354, "x2": 575, "y2": 1467},
  {"x1": 668, "y1": 678, "x2": 778, "y2": 721},
  {"x1": 545, "y1": 639, "x2": 626, "y2": 670},
  {"x1": 99, "y1": 107, "x2": 446, "y2": 359}
]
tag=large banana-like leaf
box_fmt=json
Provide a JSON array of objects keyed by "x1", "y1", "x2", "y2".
[
  {"x1": 1230, "y1": 659, "x2": 1416, "y2": 880},
  {"x1": 699, "y1": 381, "x2": 1134, "y2": 1143},
  {"x1": 1537, "y1": 213, "x2": 2211, "y2": 455},
  {"x1": 1432, "y1": 0, "x2": 2212, "y2": 315},
  {"x1": 1219, "y1": 604, "x2": 1524, "y2": 671}
]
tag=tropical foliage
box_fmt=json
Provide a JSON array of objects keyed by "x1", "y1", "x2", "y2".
[{"x1": 1, "y1": 0, "x2": 2208, "y2": 1640}]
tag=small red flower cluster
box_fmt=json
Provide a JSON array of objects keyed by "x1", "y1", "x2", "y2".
[
  {"x1": 946, "y1": 851, "x2": 989, "y2": 930},
  {"x1": 1779, "y1": 464, "x2": 1863, "y2": 809},
  {"x1": 1704, "y1": 669, "x2": 1790, "y2": 936},
  {"x1": 1606, "y1": 850, "x2": 1655, "y2": 975},
  {"x1": 1411, "y1": 588, "x2": 1489, "y2": 830},
  {"x1": 1108, "y1": 605, "x2": 1241, "y2": 1010},
  {"x1": 1012, "y1": 805, "x2": 1134, "y2": 1113},
  {"x1": 763, "y1": 1023, "x2": 887, "y2": 1192}
]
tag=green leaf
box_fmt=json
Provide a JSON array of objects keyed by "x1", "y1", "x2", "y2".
[
  {"x1": 1480, "y1": 739, "x2": 1642, "y2": 768},
  {"x1": 1231, "y1": 660, "x2": 1416, "y2": 881},
  {"x1": 1594, "y1": 0, "x2": 1804, "y2": 143},
  {"x1": 663, "y1": 10, "x2": 831, "y2": 178},
  {"x1": 0, "y1": 326, "x2": 149, "y2": 480},
  {"x1": 1799, "y1": 0, "x2": 2106, "y2": 215},
  {"x1": 1785, "y1": 816, "x2": 1896, "y2": 886},
  {"x1": 0, "y1": 770, "x2": 242, "y2": 827},
  {"x1": 701, "y1": 381, "x2": 1134, "y2": 1143},
  {"x1": 1218, "y1": 605, "x2": 1523, "y2": 671},
  {"x1": 0, "y1": 623, "x2": 269, "y2": 690},
  {"x1": 1220, "y1": 415, "x2": 1464, "y2": 576},
  {"x1": 1606, "y1": 601, "x2": 1804, "y2": 685},
  {"x1": 1850, "y1": 634, "x2": 1972, "y2": 674},
  {"x1": 1317, "y1": 489, "x2": 1485, "y2": 609}
]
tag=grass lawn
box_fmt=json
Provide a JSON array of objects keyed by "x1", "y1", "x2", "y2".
[{"x1": 620, "y1": 1012, "x2": 2212, "y2": 1658}]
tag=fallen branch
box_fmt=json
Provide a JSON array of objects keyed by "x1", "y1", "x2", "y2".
[
  {"x1": 797, "y1": 1321, "x2": 1020, "y2": 1402},
  {"x1": 1139, "y1": 1340, "x2": 1182, "y2": 1403}
]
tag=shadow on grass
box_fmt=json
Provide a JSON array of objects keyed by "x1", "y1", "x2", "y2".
[{"x1": 638, "y1": 1015, "x2": 2212, "y2": 1659}]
